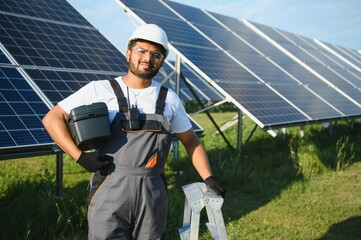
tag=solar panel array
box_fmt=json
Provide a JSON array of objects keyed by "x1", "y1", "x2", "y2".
[
  {"x1": 0, "y1": 0, "x2": 129, "y2": 154},
  {"x1": 117, "y1": 0, "x2": 361, "y2": 129},
  {"x1": 0, "y1": 0, "x2": 206, "y2": 155},
  {"x1": 2, "y1": 0, "x2": 360, "y2": 155}
]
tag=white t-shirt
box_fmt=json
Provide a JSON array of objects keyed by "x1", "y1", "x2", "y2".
[{"x1": 58, "y1": 76, "x2": 192, "y2": 133}]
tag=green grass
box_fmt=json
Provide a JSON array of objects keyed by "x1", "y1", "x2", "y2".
[{"x1": 1, "y1": 112, "x2": 361, "y2": 239}]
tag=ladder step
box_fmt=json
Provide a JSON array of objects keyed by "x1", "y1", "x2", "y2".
[{"x1": 179, "y1": 182, "x2": 228, "y2": 240}]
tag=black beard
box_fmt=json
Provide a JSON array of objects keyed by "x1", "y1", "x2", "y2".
[{"x1": 128, "y1": 58, "x2": 160, "y2": 80}]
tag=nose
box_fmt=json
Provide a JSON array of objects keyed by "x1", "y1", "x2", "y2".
[
  {"x1": 140, "y1": 51, "x2": 151, "y2": 62},
  {"x1": 136, "y1": 51, "x2": 152, "y2": 63}
]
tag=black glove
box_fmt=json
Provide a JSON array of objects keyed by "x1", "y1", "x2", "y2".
[
  {"x1": 204, "y1": 176, "x2": 226, "y2": 198},
  {"x1": 77, "y1": 152, "x2": 113, "y2": 172}
]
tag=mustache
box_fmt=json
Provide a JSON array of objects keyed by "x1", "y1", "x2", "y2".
[{"x1": 139, "y1": 60, "x2": 155, "y2": 69}]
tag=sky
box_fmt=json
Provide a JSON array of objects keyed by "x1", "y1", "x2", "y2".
[{"x1": 67, "y1": 0, "x2": 361, "y2": 56}]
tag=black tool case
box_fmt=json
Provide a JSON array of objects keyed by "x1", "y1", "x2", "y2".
[{"x1": 67, "y1": 102, "x2": 111, "y2": 150}]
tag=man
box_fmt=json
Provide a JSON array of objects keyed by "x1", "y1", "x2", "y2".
[{"x1": 42, "y1": 24, "x2": 225, "y2": 239}]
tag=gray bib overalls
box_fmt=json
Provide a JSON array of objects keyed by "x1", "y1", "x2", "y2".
[{"x1": 87, "y1": 80, "x2": 171, "y2": 239}]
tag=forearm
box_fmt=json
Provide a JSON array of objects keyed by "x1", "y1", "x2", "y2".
[
  {"x1": 177, "y1": 129, "x2": 213, "y2": 180},
  {"x1": 188, "y1": 142, "x2": 213, "y2": 180},
  {"x1": 177, "y1": 129, "x2": 226, "y2": 197}
]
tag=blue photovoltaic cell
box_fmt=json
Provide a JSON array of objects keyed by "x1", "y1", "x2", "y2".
[
  {"x1": 0, "y1": 66, "x2": 52, "y2": 149},
  {"x1": 0, "y1": 0, "x2": 91, "y2": 26},
  {"x1": 25, "y1": 68, "x2": 119, "y2": 105},
  {"x1": 0, "y1": 50, "x2": 11, "y2": 64},
  {"x1": 0, "y1": 13, "x2": 128, "y2": 72}
]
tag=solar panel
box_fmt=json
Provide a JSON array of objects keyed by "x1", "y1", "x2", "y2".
[{"x1": 0, "y1": 65, "x2": 53, "y2": 150}]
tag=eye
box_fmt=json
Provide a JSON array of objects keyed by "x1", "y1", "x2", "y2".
[
  {"x1": 151, "y1": 52, "x2": 163, "y2": 60},
  {"x1": 136, "y1": 47, "x2": 147, "y2": 53}
]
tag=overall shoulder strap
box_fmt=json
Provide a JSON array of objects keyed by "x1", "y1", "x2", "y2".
[
  {"x1": 155, "y1": 86, "x2": 168, "y2": 115},
  {"x1": 109, "y1": 79, "x2": 128, "y2": 112}
]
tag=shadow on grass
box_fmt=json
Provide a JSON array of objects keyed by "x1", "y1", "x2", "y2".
[{"x1": 318, "y1": 216, "x2": 361, "y2": 240}]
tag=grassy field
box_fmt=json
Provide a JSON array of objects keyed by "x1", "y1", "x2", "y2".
[{"x1": 1, "y1": 112, "x2": 361, "y2": 239}]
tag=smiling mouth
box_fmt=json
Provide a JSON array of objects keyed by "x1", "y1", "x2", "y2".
[{"x1": 139, "y1": 62, "x2": 154, "y2": 70}]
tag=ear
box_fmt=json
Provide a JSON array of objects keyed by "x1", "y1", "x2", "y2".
[{"x1": 126, "y1": 49, "x2": 131, "y2": 62}]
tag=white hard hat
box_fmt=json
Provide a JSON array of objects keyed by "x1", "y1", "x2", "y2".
[{"x1": 127, "y1": 24, "x2": 169, "y2": 57}]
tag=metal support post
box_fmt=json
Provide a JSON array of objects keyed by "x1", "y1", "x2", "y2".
[
  {"x1": 55, "y1": 150, "x2": 63, "y2": 197},
  {"x1": 172, "y1": 55, "x2": 181, "y2": 162},
  {"x1": 237, "y1": 109, "x2": 242, "y2": 152}
]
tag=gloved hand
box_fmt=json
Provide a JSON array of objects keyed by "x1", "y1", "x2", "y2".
[
  {"x1": 77, "y1": 152, "x2": 113, "y2": 172},
  {"x1": 204, "y1": 176, "x2": 226, "y2": 198}
]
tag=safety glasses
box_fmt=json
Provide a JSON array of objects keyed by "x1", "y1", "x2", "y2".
[{"x1": 131, "y1": 47, "x2": 164, "y2": 62}]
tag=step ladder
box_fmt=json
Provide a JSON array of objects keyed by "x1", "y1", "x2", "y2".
[{"x1": 178, "y1": 182, "x2": 228, "y2": 240}]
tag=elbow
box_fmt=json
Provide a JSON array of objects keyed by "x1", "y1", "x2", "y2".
[
  {"x1": 42, "y1": 113, "x2": 50, "y2": 129},
  {"x1": 42, "y1": 105, "x2": 67, "y2": 130},
  {"x1": 42, "y1": 111, "x2": 55, "y2": 130}
]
